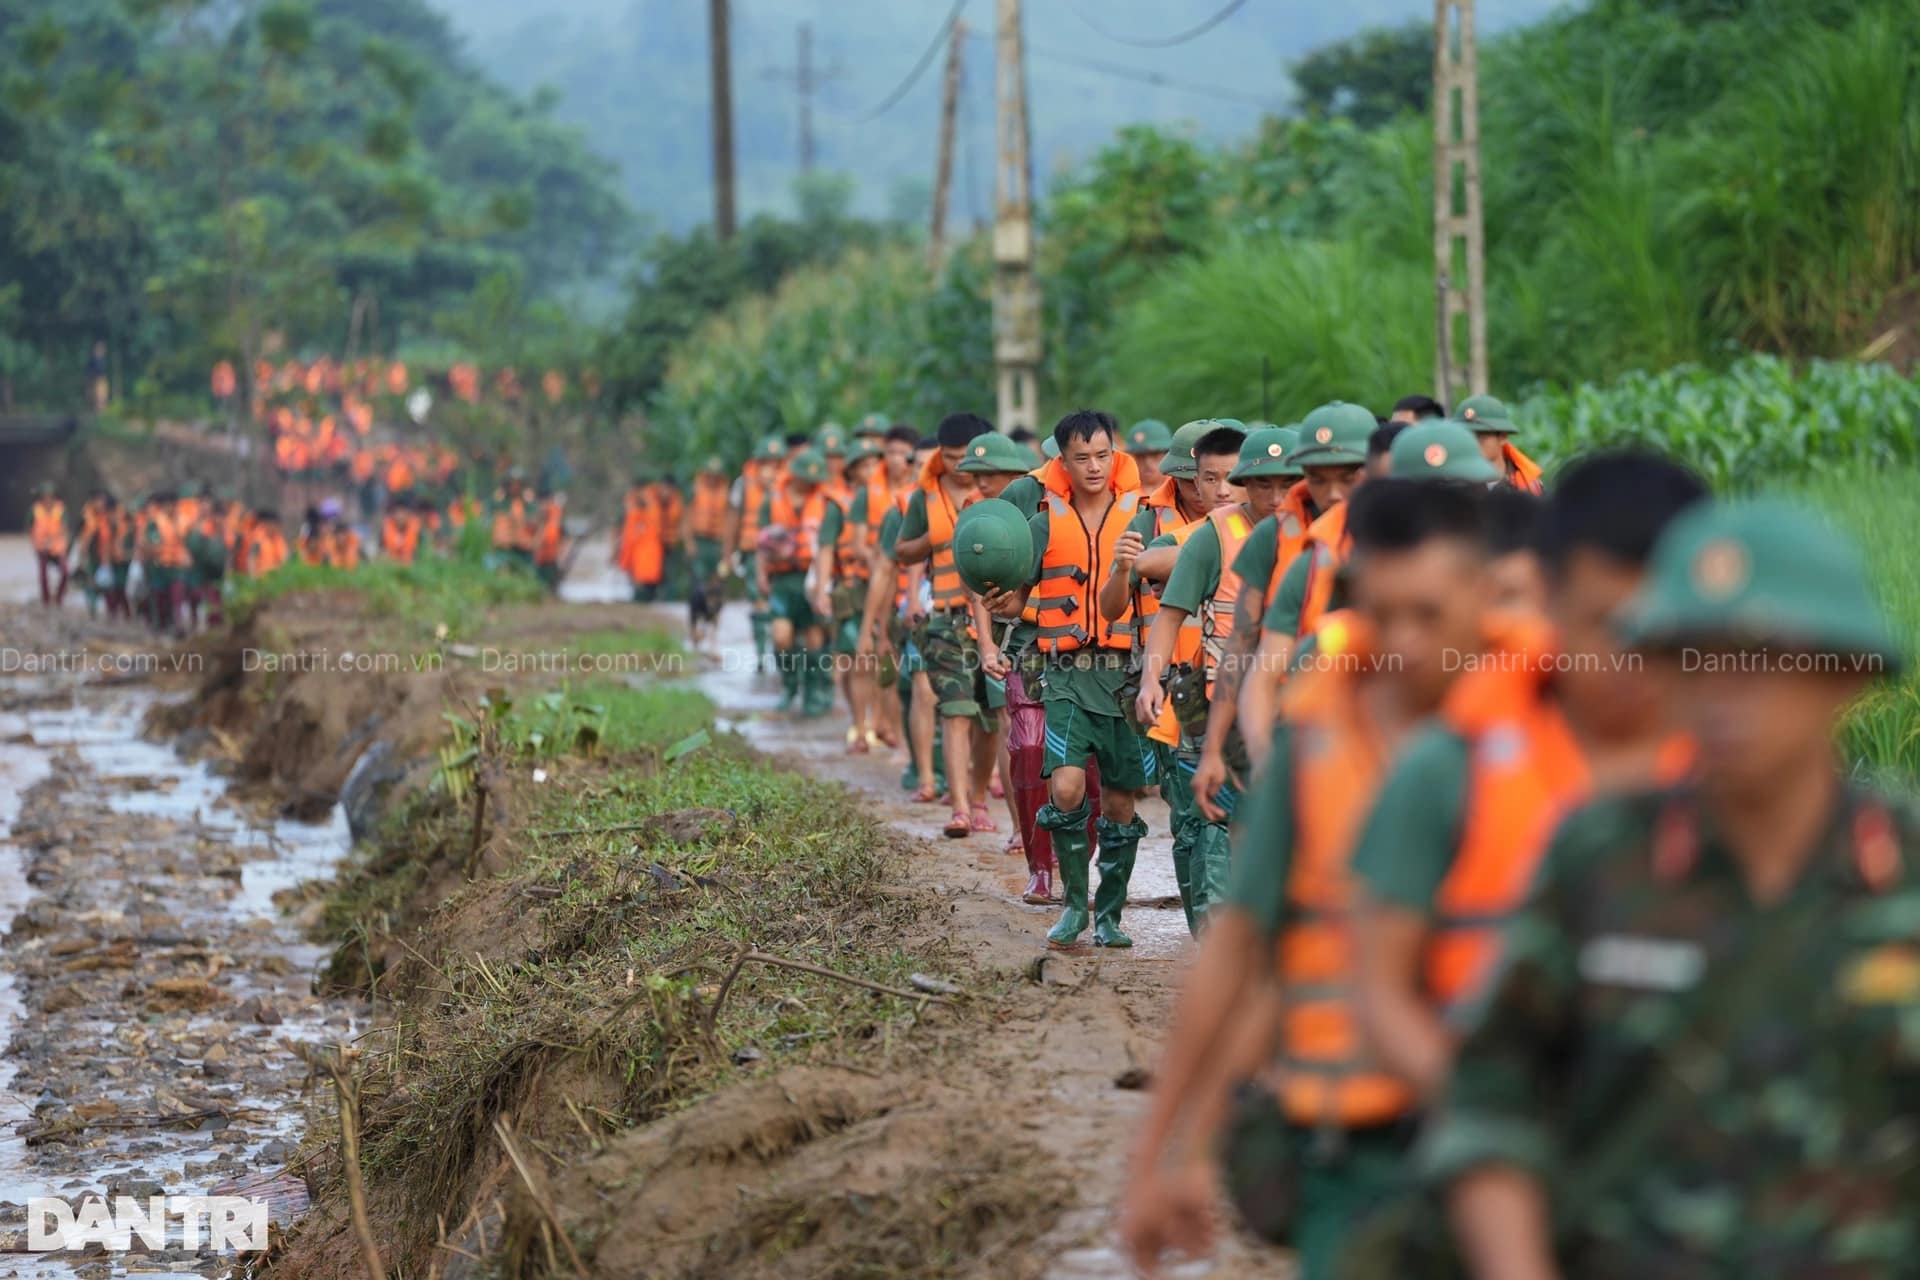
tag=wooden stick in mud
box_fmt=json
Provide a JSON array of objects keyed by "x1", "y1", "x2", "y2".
[
  {"x1": 493, "y1": 1118, "x2": 588, "y2": 1278},
  {"x1": 294, "y1": 1043, "x2": 385, "y2": 1280},
  {"x1": 704, "y1": 945, "x2": 955, "y2": 1035}
]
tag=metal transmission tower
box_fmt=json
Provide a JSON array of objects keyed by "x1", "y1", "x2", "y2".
[
  {"x1": 929, "y1": 18, "x2": 966, "y2": 276},
  {"x1": 764, "y1": 23, "x2": 846, "y2": 175},
  {"x1": 709, "y1": 0, "x2": 736, "y2": 239},
  {"x1": 1432, "y1": 0, "x2": 1487, "y2": 403},
  {"x1": 993, "y1": 0, "x2": 1040, "y2": 434}
]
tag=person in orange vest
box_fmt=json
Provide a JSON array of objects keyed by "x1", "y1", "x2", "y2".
[
  {"x1": 350, "y1": 443, "x2": 379, "y2": 520},
  {"x1": 852, "y1": 424, "x2": 919, "y2": 752},
  {"x1": 860, "y1": 436, "x2": 949, "y2": 804},
  {"x1": 892, "y1": 414, "x2": 1001, "y2": 838},
  {"x1": 684, "y1": 456, "x2": 732, "y2": 653},
  {"x1": 1457, "y1": 394, "x2": 1545, "y2": 493},
  {"x1": 297, "y1": 506, "x2": 328, "y2": 567},
  {"x1": 532, "y1": 487, "x2": 567, "y2": 590},
  {"x1": 647, "y1": 473, "x2": 684, "y2": 598},
  {"x1": 70, "y1": 490, "x2": 116, "y2": 617},
  {"x1": 815, "y1": 439, "x2": 893, "y2": 754},
  {"x1": 103, "y1": 494, "x2": 135, "y2": 618},
  {"x1": 754, "y1": 451, "x2": 834, "y2": 717},
  {"x1": 726, "y1": 436, "x2": 789, "y2": 671},
  {"x1": 30, "y1": 480, "x2": 71, "y2": 607},
  {"x1": 982, "y1": 410, "x2": 1150, "y2": 948},
  {"x1": 322, "y1": 504, "x2": 362, "y2": 570},
  {"x1": 140, "y1": 490, "x2": 192, "y2": 632},
  {"x1": 1117, "y1": 478, "x2": 1498, "y2": 1280},
  {"x1": 490, "y1": 472, "x2": 538, "y2": 573},
  {"x1": 381, "y1": 497, "x2": 425, "y2": 566},
  {"x1": 614, "y1": 473, "x2": 665, "y2": 601},
  {"x1": 185, "y1": 495, "x2": 230, "y2": 629},
  {"x1": 1348, "y1": 452, "x2": 1705, "y2": 1106},
  {"x1": 384, "y1": 444, "x2": 417, "y2": 500},
  {"x1": 246, "y1": 510, "x2": 289, "y2": 576}
]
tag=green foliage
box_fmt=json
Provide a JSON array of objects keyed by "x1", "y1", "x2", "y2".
[
  {"x1": 0, "y1": 0, "x2": 628, "y2": 408},
  {"x1": 227, "y1": 547, "x2": 546, "y2": 641},
  {"x1": 1290, "y1": 22, "x2": 1433, "y2": 127},
  {"x1": 1519, "y1": 355, "x2": 1920, "y2": 489}
]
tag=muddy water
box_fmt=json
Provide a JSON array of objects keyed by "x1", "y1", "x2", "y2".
[{"x1": 0, "y1": 678, "x2": 361, "y2": 1275}]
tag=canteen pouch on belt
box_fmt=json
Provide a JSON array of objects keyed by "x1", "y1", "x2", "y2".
[
  {"x1": 1117, "y1": 648, "x2": 1146, "y2": 720},
  {"x1": 1166, "y1": 662, "x2": 1210, "y2": 740}
]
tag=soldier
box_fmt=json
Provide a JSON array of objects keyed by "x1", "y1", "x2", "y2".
[
  {"x1": 1389, "y1": 394, "x2": 1446, "y2": 425},
  {"x1": 728, "y1": 436, "x2": 788, "y2": 670},
  {"x1": 850, "y1": 425, "x2": 920, "y2": 751},
  {"x1": 894, "y1": 413, "x2": 997, "y2": 837},
  {"x1": 1112, "y1": 420, "x2": 1245, "y2": 923},
  {"x1": 185, "y1": 496, "x2": 230, "y2": 628},
  {"x1": 492, "y1": 472, "x2": 538, "y2": 574},
  {"x1": 816, "y1": 440, "x2": 884, "y2": 752},
  {"x1": 1429, "y1": 494, "x2": 1912, "y2": 1280},
  {"x1": 1237, "y1": 402, "x2": 1377, "y2": 767},
  {"x1": 1457, "y1": 394, "x2": 1544, "y2": 493},
  {"x1": 246, "y1": 509, "x2": 289, "y2": 576},
  {"x1": 30, "y1": 481, "x2": 70, "y2": 607},
  {"x1": 755, "y1": 450, "x2": 835, "y2": 717},
  {"x1": 71, "y1": 490, "x2": 113, "y2": 618},
  {"x1": 1118, "y1": 478, "x2": 1497, "y2": 1279},
  {"x1": 1350, "y1": 451, "x2": 1705, "y2": 1116},
  {"x1": 684, "y1": 455, "x2": 733, "y2": 601},
  {"x1": 532, "y1": 487, "x2": 567, "y2": 590},
  {"x1": 865, "y1": 435, "x2": 946, "y2": 803},
  {"x1": 141, "y1": 490, "x2": 191, "y2": 633},
  {"x1": 1366, "y1": 421, "x2": 1408, "y2": 479},
  {"x1": 983, "y1": 410, "x2": 1150, "y2": 948},
  {"x1": 1124, "y1": 418, "x2": 1174, "y2": 494},
  {"x1": 381, "y1": 496, "x2": 425, "y2": 566}
]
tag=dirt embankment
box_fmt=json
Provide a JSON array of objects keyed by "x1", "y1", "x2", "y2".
[{"x1": 173, "y1": 591, "x2": 1274, "y2": 1279}]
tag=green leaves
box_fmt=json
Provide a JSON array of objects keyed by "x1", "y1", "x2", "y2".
[{"x1": 256, "y1": 1, "x2": 313, "y2": 61}]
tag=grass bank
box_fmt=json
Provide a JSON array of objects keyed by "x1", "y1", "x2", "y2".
[{"x1": 280, "y1": 677, "x2": 1058, "y2": 1278}]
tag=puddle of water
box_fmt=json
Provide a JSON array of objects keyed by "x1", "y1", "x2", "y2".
[{"x1": 0, "y1": 708, "x2": 52, "y2": 1207}]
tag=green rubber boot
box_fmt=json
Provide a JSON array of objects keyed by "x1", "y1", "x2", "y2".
[
  {"x1": 1092, "y1": 814, "x2": 1149, "y2": 948},
  {"x1": 1038, "y1": 800, "x2": 1093, "y2": 947},
  {"x1": 751, "y1": 611, "x2": 773, "y2": 671},
  {"x1": 1163, "y1": 746, "x2": 1198, "y2": 935},
  {"x1": 801, "y1": 648, "x2": 835, "y2": 718},
  {"x1": 776, "y1": 649, "x2": 801, "y2": 712},
  {"x1": 1186, "y1": 771, "x2": 1239, "y2": 928}
]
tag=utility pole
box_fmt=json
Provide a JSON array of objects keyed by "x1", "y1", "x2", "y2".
[
  {"x1": 764, "y1": 23, "x2": 846, "y2": 175},
  {"x1": 1432, "y1": 0, "x2": 1487, "y2": 403},
  {"x1": 929, "y1": 17, "x2": 966, "y2": 276},
  {"x1": 709, "y1": 0, "x2": 736, "y2": 240},
  {"x1": 992, "y1": 0, "x2": 1040, "y2": 434}
]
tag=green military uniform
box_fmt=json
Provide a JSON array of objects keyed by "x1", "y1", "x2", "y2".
[
  {"x1": 691, "y1": 456, "x2": 730, "y2": 587},
  {"x1": 878, "y1": 492, "x2": 947, "y2": 796},
  {"x1": 897, "y1": 478, "x2": 994, "y2": 736},
  {"x1": 1420, "y1": 497, "x2": 1914, "y2": 1280},
  {"x1": 1023, "y1": 503, "x2": 1152, "y2": 948},
  {"x1": 1222, "y1": 721, "x2": 1412, "y2": 1280},
  {"x1": 758, "y1": 451, "x2": 834, "y2": 716},
  {"x1": 955, "y1": 435, "x2": 1041, "y2": 715},
  {"x1": 740, "y1": 435, "x2": 787, "y2": 669}
]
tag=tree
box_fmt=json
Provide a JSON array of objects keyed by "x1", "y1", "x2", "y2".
[{"x1": 1289, "y1": 22, "x2": 1432, "y2": 128}]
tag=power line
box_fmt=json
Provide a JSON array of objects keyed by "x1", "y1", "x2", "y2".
[
  {"x1": 964, "y1": 31, "x2": 1283, "y2": 107},
  {"x1": 1071, "y1": 0, "x2": 1252, "y2": 49},
  {"x1": 854, "y1": 0, "x2": 970, "y2": 122}
]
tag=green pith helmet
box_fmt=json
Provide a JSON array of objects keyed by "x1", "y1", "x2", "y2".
[
  {"x1": 1230, "y1": 425, "x2": 1302, "y2": 482},
  {"x1": 1041, "y1": 435, "x2": 1061, "y2": 460},
  {"x1": 1389, "y1": 420, "x2": 1500, "y2": 483},
  {"x1": 957, "y1": 432, "x2": 1035, "y2": 474},
  {"x1": 1124, "y1": 418, "x2": 1173, "y2": 455},
  {"x1": 953, "y1": 498, "x2": 1034, "y2": 595},
  {"x1": 788, "y1": 451, "x2": 828, "y2": 485},
  {"x1": 178, "y1": 481, "x2": 201, "y2": 498},
  {"x1": 856, "y1": 412, "x2": 888, "y2": 438},
  {"x1": 1272, "y1": 425, "x2": 1304, "y2": 477},
  {"x1": 815, "y1": 423, "x2": 849, "y2": 456},
  {"x1": 1161, "y1": 419, "x2": 1221, "y2": 480},
  {"x1": 1620, "y1": 498, "x2": 1901, "y2": 673},
  {"x1": 757, "y1": 435, "x2": 787, "y2": 462},
  {"x1": 1290, "y1": 402, "x2": 1375, "y2": 468},
  {"x1": 846, "y1": 439, "x2": 883, "y2": 467},
  {"x1": 1457, "y1": 394, "x2": 1517, "y2": 436},
  {"x1": 700, "y1": 454, "x2": 727, "y2": 475}
]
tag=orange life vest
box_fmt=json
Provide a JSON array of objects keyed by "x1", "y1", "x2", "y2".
[
  {"x1": 327, "y1": 528, "x2": 361, "y2": 570},
  {"x1": 1422, "y1": 617, "x2": 1594, "y2": 1010},
  {"x1": 31, "y1": 499, "x2": 68, "y2": 556},
  {"x1": 650, "y1": 484, "x2": 684, "y2": 544},
  {"x1": 1143, "y1": 517, "x2": 1210, "y2": 750},
  {"x1": 920, "y1": 466, "x2": 977, "y2": 611},
  {"x1": 738, "y1": 464, "x2": 771, "y2": 552},
  {"x1": 1296, "y1": 502, "x2": 1352, "y2": 640},
  {"x1": 386, "y1": 452, "x2": 416, "y2": 493},
  {"x1": 248, "y1": 526, "x2": 288, "y2": 574},
  {"x1": 890, "y1": 488, "x2": 914, "y2": 611},
  {"x1": 492, "y1": 496, "x2": 536, "y2": 554},
  {"x1": 1032, "y1": 487, "x2": 1144, "y2": 653},
  {"x1": 1503, "y1": 442, "x2": 1545, "y2": 495},
  {"x1": 350, "y1": 450, "x2": 376, "y2": 484},
  {"x1": 834, "y1": 492, "x2": 872, "y2": 585},
  {"x1": 382, "y1": 512, "x2": 422, "y2": 564},
  {"x1": 534, "y1": 500, "x2": 565, "y2": 565},
  {"x1": 764, "y1": 483, "x2": 827, "y2": 576},
  {"x1": 1121, "y1": 477, "x2": 1197, "y2": 645},
  {"x1": 175, "y1": 496, "x2": 201, "y2": 530},
  {"x1": 689, "y1": 474, "x2": 730, "y2": 540},
  {"x1": 1199, "y1": 504, "x2": 1258, "y2": 682},
  {"x1": 1273, "y1": 613, "x2": 1416, "y2": 1129},
  {"x1": 146, "y1": 508, "x2": 191, "y2": 569},
  {"x1": 76, "y1": 500, "x2": 112, "y2": 563}
]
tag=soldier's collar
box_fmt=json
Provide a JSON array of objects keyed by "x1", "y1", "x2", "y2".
[{"x1": 1655, "y1": 783, "x2": 1903, "y2": 893}]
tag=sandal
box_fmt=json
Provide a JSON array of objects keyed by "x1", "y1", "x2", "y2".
[
  {"x1": 944, "y1": 811, "x2": 972, "y2": 839},
  {"x1": 909, "y1": 784, "x2": 940, "y2": 804},
  {"x1": 1003, "y1": 829, "x2": 1024, "y2": 856},
  {"x1": 968, "y1": 803, "x2": 997, "y2": 834}
]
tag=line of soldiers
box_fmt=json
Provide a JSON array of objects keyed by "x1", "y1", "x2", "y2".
[{"x1": 26, "y1": 469, "x2": 574, "y2": 629}]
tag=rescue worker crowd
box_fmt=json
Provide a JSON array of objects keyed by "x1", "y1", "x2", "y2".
[{"x1": 712, "y1": 396, "x2": 1920, "y2": 1280}]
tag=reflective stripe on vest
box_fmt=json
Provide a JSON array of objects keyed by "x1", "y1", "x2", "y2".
[
  {"x1": 922, "y1": 483, "x2": 972, "y2": 609},
  {"x1": 1274, "y1": 616, "x2": 1413, "y2": 1129},
  {"x1": 1199, "y1": 506, "x2": 1255, "y2": 675},
  {"x1": 1296, "y1": 502, "x2": 1350, "y2": 640},
  {"x1": 690, "y1": 475, "x2": 730, "y2": 540},
  {"x1": 1033, "y1": 490, "x2": 1141, "y2": 652},
  {"x1": 31, "y1": 500, "x2": 68, "y2": 555},
  {"x1": 1425, "y1": 617, "x2": 1589, "y2": 1012}
]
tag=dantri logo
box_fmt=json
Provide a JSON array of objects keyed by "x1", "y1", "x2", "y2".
[{"x1": 26, "y1": 1197, "x2": 270, "y2": 1252}]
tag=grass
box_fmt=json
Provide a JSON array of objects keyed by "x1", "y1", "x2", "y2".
[
  {"x1": 314, "y1": 683, "x2": 948, "y2": 1230},
  {"x1": 1791, "y1": 466, "x2": 1920, "y2": 783},
  {"x1": 226, "y1": 551, "x2": 548, "y2": 642}
]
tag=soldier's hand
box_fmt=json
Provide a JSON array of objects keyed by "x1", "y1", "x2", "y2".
[
  {"x1": 980, "y1": 643, "x2": 1009, "y2": 679},
  {"x1": 1116, "y1": 1159, "x2": 1216, "y2": 1277},
  {"x1": 1193, "y1": 748, "x2": 1241, "y2": 824},
  {"x1": 980, "y1": 587, "x2": 1025, "y2": 620},
  {"x1": 1134, "y1": 682, "x2": 1164, "y2": 728},
  {"x1": 1111, "y1": 530, "x2": 1145, "y2": 574}
]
